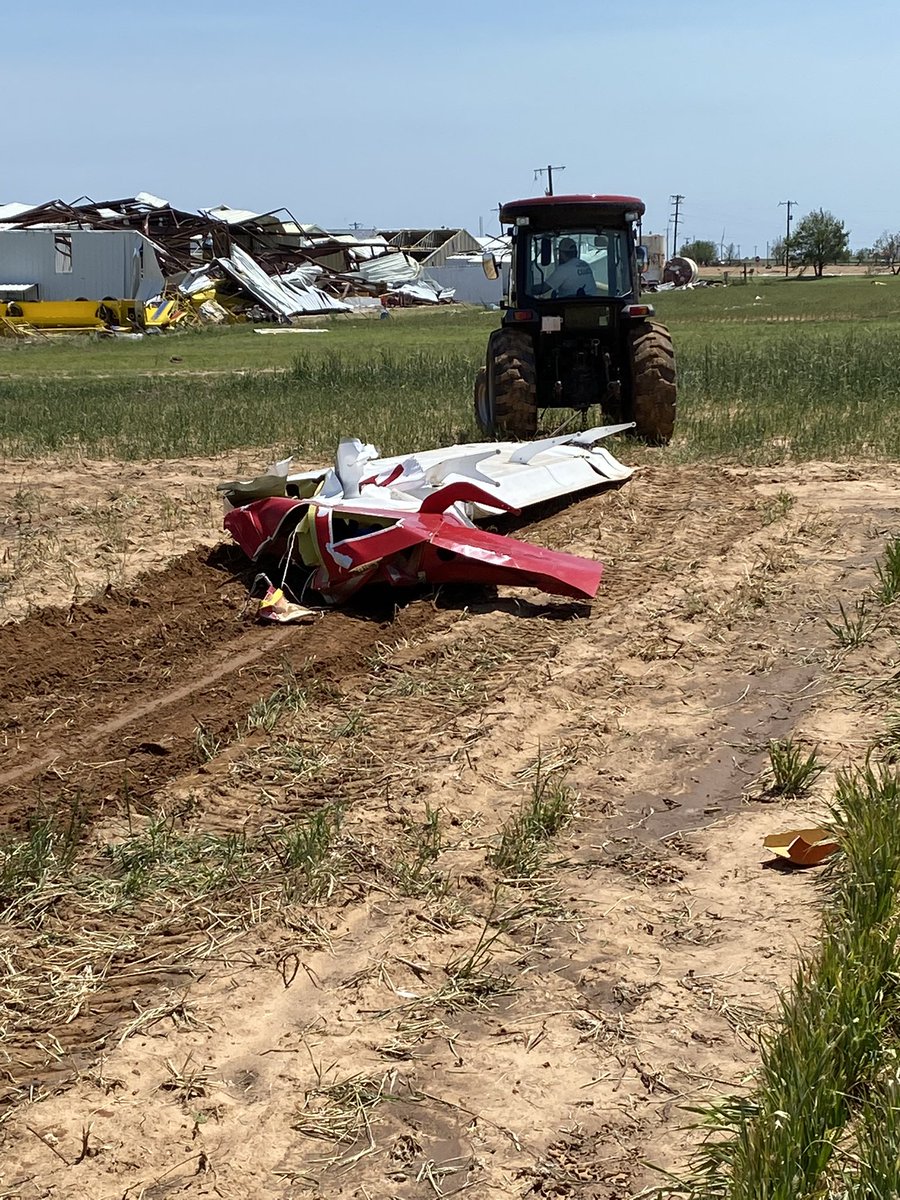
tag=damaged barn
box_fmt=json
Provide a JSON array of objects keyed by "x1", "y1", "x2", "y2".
[{"x1": 0, "y1": 192, "x2": 461, "y2": 336}]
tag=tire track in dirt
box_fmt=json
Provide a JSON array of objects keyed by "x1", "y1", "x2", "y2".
[{"x1": 0, "y1": 546, "x2": 443, "y2": 827}]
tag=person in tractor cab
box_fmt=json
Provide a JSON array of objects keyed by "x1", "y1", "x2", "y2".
[{"x1": 533, "y1": 237, "x2": 599, "y2": 298}]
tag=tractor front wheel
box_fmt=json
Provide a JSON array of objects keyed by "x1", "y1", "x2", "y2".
[
  {"x1": 474, "y1": 328, "x2": 538, "y2": 438},
  {"x1": 627, "y1": 320, "x2": 677, "y2": 445}
]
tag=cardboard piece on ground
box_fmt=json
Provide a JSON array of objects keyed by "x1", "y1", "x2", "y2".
[{"x1": 763, "y1": 827, "x2": 839, "y2": 867}]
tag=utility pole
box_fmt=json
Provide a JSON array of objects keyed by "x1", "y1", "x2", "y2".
[
  {"x1": 779, "y1": 199, "x2": 797, "y2": 277},
  {"x1": 670, "y1": 194, "x2": 685, "y2": 257},
  {"x1": 534, "y1": 164, "x2": 565, "y2": 196}
]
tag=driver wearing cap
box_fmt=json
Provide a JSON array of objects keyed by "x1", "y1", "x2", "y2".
[{"x1": 534, "y1": 238, "x2": 599, "y2": 298}]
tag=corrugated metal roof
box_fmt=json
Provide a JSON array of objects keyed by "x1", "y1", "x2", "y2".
[
  {"x1": 351, "y1": 251, "x2": 421, "y2": 285},
  {"x1": 0, "y1": 203, "x2": 39, "y2": 222}
]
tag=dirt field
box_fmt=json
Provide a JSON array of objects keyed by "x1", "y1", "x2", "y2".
[{"x1": 2, "y1": 453, "x2": 899, "y2": 1199}]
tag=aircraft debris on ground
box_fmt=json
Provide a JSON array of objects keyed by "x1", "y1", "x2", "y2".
[{"x1": 219, "y1": 427, "x2": 634, "y2": 608}]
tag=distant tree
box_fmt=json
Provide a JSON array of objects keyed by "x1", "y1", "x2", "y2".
[
  {"x1": 855, "y1": 247, "x2": 873, "y2": 266},
  {"x1": 790, "y1": 209, "x2": 850, "y2": 278},
  {"x1": 873, "y1": 231, "x2": 900, "y2": 274},
  {"x1": 770, "y1": 237, "x2": 786, "y2": 266},
  {"x1": 678, "y1": 239, "x2": 718, "y2": 266}
]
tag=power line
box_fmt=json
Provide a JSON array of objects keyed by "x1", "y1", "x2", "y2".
[
  {"x1": 670, "y1": 194, "x2": 685, "y2": 257},
  {"x1": 779, "y1": 199, "x2": 798, "y2": 277},
  {"x1": 534, "y1": 164, "x2": 565, "y2": 196}
]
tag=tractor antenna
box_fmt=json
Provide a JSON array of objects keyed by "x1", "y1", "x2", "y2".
[{"x1": 534, "y1": 164, "x2": 565, "y2": 196}]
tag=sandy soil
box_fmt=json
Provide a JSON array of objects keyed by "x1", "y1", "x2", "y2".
[{"x1": 1, "y1": 454, "x2": 899, "y2": 1198}]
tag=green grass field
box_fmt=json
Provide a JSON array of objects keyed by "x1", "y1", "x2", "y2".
[{"x1": 2, "y1": 275, "x2": 899, "y2": 461}]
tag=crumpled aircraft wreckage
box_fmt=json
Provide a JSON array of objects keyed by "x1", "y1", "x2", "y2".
[{"x1": 219, "y1": 427, "x2": 634, "y2": 615}]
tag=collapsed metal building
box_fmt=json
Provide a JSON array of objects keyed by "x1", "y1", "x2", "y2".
[{"x1": 0, "y1": 192, "x2": 464, "y2": 327}]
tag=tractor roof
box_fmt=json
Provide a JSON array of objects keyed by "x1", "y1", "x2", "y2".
[{"x1": 500, "y1": 195, "x2": 645, "y2": 226}]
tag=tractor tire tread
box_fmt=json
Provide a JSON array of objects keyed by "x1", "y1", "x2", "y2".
[
  {"x1": 489, "y1": 328, "x2": 538, "y2": 438},
  {"x1": 627, "y1": 320, "x2": 677, "y2": 445}
]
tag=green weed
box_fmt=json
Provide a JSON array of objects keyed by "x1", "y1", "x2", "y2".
[
  {"x1": 825, "y1": 596, "x2": 879, "y2": 648},
  {"x1": 246, "y1": 675, "x2": 311, "y2": 734},
  {"x1": 490, "y1": 758, "x2": 575, "y2": 877},
  {"x1": 873, "y1": 536, "x2": 900, "y2": 606},
  {"x1": 270, "y1": 806, "x2": 344, "y2": 902},
  {"x1": 392, "y1": 804, "x2": 446, "y2": 898},
  {"x1": 757, "y1": 490, "x2": 795, "y2": 525},
  {"x1": 876, "y1": 713, "x2": 900, "y2": 763},
  {"x1": 193, "y1": 721, "x2": 223, "y2": 763},
  {"x1": 765, "y1": 738, "x2": 824, "y2": 798},
  {"x1": 0, "y1": 805, "x2": 85, "y2": 913}
]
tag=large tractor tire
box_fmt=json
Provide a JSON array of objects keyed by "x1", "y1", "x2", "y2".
[
  {"x1": 474, "y1": 328, "x2": 538, "y2": 439},
  {"x1": 626, "y1": 320, "x2": 677, "y2": 445}
]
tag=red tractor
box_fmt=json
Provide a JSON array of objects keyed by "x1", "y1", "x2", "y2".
[{"x1": 475, "y1": 194, "x2": 676, "y2": 443}]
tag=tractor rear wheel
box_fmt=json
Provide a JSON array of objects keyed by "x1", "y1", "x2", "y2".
[
  {"x1": 626, "y1": 320, "x2": 677, "y2": 445},
  {"x1": 475, "y1": 328, "x2": 537, "y2": 438}
]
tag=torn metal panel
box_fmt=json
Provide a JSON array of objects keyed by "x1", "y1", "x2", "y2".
[
  {"x1": 391, "y1": 278, "x2": 455, "y2": 303},
  {"x1": 177, "y1": 245, "x2": 350, "y2": 317},
  {"x1": 763, "y1": 828, "x2": 839, "y2": 867},
  {"x1": 224, "y1": 491, "x2": 603, "y2": 603},
  {"x1": 350, "y1": 251, "x2": 422, "y2": 285},
  {"x1": 270, "y1": 427, "x2": 634, "y2": 520},
  {"x1": 216, "y1": 245, "x2": 349, "y2": 316}
]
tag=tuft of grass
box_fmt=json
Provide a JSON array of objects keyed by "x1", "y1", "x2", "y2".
[
  {"x1": 294, "y1": 1068, "x2": 402, "y2": 1153},
  {"x1": 876, "y1": 712, "x2": 900, "y2": 764},
  {"x1": 825, "y1": 596, "x2": 879, "y2": 648},
  {"x1": 0, "y1": 805, "x2": 85, "y2": 916},
  {"x1": 269, "y1": 805, "x2": 344, "y2": 902},
  {"x1": 757, "y1": 490, "x2": 795, "y2": 525},
  {"x1": 873, "y1": 536, "x2": 900, "y2": 606},
  {"x1": 439, "y1": 919, "x2": 517, "y2": 1011},
  {"x1": 765, "y1": 738, "x2": 824, "y2": 798},
  {"x1": 193, "y1": 721, "x2": 223, "y2": 763},
  {"x1": 160, "y1": 1053, "x2": 213, "y2": 1103},
  {"x1": 392, "y1": 805, "x2": 446, "y2": 898},
  {"x1": 246, "y1": 673, "x2": 312, "y2": 733},
  {"x1": 490, "y1": 757, "x2": 575, "y2": 877}
]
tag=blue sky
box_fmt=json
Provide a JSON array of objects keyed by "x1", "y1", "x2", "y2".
[{"x1": 4, "y1": 0, "x2": 897, "y2": 252}]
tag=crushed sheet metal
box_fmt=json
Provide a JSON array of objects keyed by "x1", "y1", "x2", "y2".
[
  {"x1": 220, "y1": 430, "x2": 632, "y2": 603},
  {"x1": 214, "y1": 245, "x2": 350, "y2": 316},
  {"x1": 224, "y1": 489, "x2": 603, "y2": 603}
]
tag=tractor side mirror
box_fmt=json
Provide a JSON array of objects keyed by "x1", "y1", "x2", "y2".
[
  {"x1": 481, "y1": 253, "x2": 500, "y2": 281},
  {"x1": 635, "y1": 245, "x2": 649, "y2": 271},
  {"x1": 540, "y1": 238, "x2": 552, "y2": 267}
]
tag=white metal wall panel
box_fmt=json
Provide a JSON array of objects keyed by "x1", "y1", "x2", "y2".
[{"x1": 0, "y1": 230, "x2": 164, "y2": 300}]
